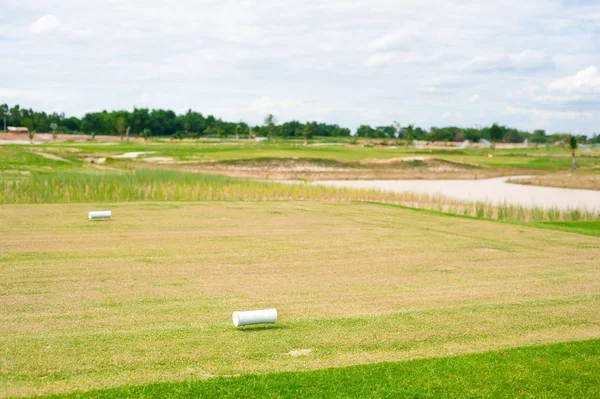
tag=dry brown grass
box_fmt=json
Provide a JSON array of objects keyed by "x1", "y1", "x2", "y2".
[
  {"x1": 513, "y1": 173, "x2": 600, "y2": 191},
  {"x1": 1, "y1": 202, "x2": 599, "y2": 396},
  {"x1": 175, "y1": 167, "x2": 504, "y2": 180}
]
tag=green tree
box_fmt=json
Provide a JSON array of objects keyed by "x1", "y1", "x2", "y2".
[
  {"x1": 115, "y1": 117, "x2": 126, "y2": 141},
  {"x1": 173, "y1": 131, "x2": 184, "y2": 143},
  {"x1": 302, "y1": 122, "x2": 316, "y2": 145},
  {"x1": 22, "y1": 117, "x2": 34, "y2": 131},
  {"x1": 356, "y1": 125, "x2": 375, "y2": 140},
  {"x1": 50, "y1": 122, "x2": 58, "y2": 140},
  {"x1": 28, "y1": 130, "x2": 36, "y2": 144},
  {"x1": 489, "y1": 123, "x2": 504, "y2": 142},
  {"x1": 568, "y1": 134, "x2": 578, "y2": 170},
  {"x1": 393, "y1": 121, "x2": 402, "y2": 144},
  {"x1": 404, "y1": 124, "x2": 415, "y2": 146},
  {"x1": 217, "y1": 120, "x2": 227, "y2": 138},
  {"x1": 531, "y1": 129, "x2": 547, "y2": 144},
  {"x1": 0, "y1": 104, "x2": 8, "y2": 132},
  {"x1": 264, "y1": 114, "x2": 277, "y2": 139},
  {"x1": 141, "y1": 128, "x2": 152, "y2": 153}
]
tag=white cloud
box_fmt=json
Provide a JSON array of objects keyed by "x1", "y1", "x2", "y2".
[
  {"x1": 0, "y1": 88, "x2": 48, "y2": 101},
  {"x1": 29, "y1": 14, "x2": 90, "y2": 39},
  {"x1": 365, "y1": 51, "x2": 442, "y2": 67},
  {"x1": 464, "y1": 55, "x2": 512, "y2": 72},
  {"x1": 531, "y1": 66, "x2": 600, "y2": 105},
  {"x1": 548, "y1": 66, "x2": 600, "y2": 96},
  {"x1": 509, "y1": 50, "x2": 554, "y2": 71},
  {"x1": 419, "y1": 77, "x2": 468, "y2": 95},
  {"x1": 464, "y1": 50, "x2": 554, "y2": 72},
  {"x1": 112, "y1": 29, "x2": 148, "y2": 40},
  {"x1": 368, "y1": 29, "x2": 418, "y2": 51},
  {"x1": 468, "y1": 94, "x2": 480, "y2": 103},
  {"x1": 506, "y1": 105, "x2": 592, "y2": 121},
  {"x1": 365, "y1": 52, "x2": 395, "y2": 67},
  {"x1": 442, "y1": 111, "x2": 464, "y2": 120},
  {"x1": 0, "y1": 0, "x2": 598, "y2": 133}
]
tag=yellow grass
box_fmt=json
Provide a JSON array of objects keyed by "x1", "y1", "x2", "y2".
[
  {"x1": 1, "y1": 202, "x2": 600, "y2": 397},
  {"x1": 513, "y1": 173, "x2": 600, "y2": 191}
]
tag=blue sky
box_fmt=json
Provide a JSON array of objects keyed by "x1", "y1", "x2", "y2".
[{"x1": 1, "y1": 0, "x2": 599, "y2": 134}]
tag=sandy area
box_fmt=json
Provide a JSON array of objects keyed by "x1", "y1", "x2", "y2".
[
  {"x1": 111, "y1": 151, "x2": 156, "y2": 159},
  {"x1": 142, "y1": 156, "x2": 175, "y2": 164}
]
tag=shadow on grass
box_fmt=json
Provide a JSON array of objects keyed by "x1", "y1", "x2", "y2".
[{"x1": 235, "y1": 324, "x2": 285, "y2": 333}]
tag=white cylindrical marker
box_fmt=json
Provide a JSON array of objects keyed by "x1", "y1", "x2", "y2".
[
  {"x1": 233, "y1": 308, "x2": 277, "y2": 328},
  {"x1": 89, "y1": 211, "x2": 112, "y2": 220}
]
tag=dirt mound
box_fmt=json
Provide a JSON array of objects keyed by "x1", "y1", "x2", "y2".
[
  {"x1": 167, "y1": 156, "x2": 489, "y2": 180},
  {"x1": 211, "y1": 157, "x2": 355, "y2": 172}
]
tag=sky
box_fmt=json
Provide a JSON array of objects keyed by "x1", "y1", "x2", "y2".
[{"x1": 0, "y1": 0, "x2": 599, "y2": 134}]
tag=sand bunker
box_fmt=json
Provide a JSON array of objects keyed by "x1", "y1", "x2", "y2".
[
  {"x1": 112, "y1": 151, "x2": 156, "y2": 159},
  {"x1": 142, "y1": 156, "x2": 175, "y2": 164}
]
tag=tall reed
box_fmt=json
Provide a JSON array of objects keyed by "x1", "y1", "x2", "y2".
[{"x1": 1, "y1": 169, "x2": 597, "y2": 223}]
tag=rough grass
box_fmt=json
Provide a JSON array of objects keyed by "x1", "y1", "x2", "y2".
[
  {"x1": 0, "y1": 168, "x2": 431, "y2": 203},
  {"x1": 45, "y1": 339, "x2": 600, "y2": 398},
  {"x1": 1, "y1": 168, "x2": 598, "y2": 223},
  {"x1": 513, "y1": 173, "x2": 600, "y2": 191},
  {"x1": 2, "y1": 202, "x2": 600, "y2": 397},
  {"x1": 0, "y1": 146, "x2": 81, "y2": 172}
]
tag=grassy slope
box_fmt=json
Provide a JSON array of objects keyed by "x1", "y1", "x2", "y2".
[
  {"x1": 2, "y1": 202, "x2": 600, "y2": 396},
  {"x1": 48, "y1": 338, "x2": 600, "y2": 398}
]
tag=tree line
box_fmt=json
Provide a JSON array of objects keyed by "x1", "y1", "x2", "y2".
[{"x1": 0, "y1": 103, "x2": 596, "y2": 144}]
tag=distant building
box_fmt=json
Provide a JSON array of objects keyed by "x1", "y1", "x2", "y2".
[{"x1": 7, "y1": 126, "x2": 29, "y2": 133}]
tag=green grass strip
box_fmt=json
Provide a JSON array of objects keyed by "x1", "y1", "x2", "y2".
[
  {"x1": 531, "y1": 221, "x2": 600, "y2": 237},
  {"x1": 45, "y1": 339, "x2": 600, "y2": 398}
]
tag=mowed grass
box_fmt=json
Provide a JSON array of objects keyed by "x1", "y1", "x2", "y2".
[
  {"x1": 48, "y1": 339, "x2": 600, "y2": 398},
  {"x1": 1, "y1": 202, "x2": 600, "y2": 397},
  {"x1": 533, "y1": 221, "x2": 600, "y2": 237}
]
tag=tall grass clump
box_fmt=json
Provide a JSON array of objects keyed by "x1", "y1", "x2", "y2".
[
  {"x1": 0, "y1": 169, "x2": 420, "y2": 204},
  {"x1": 1, "y1": 169, "x2": 598, "y2": 224}
]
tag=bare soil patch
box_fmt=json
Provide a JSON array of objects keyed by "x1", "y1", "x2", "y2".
[
  {"x1": 157, "y1": 157, "x2": 501, "y2": 180},
  {"x1": 112, "y1": 151, "x2": 157, "y2": 159},
  {"x1": 142, "y1": 156, "x2": 175, "y2": 164}
]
